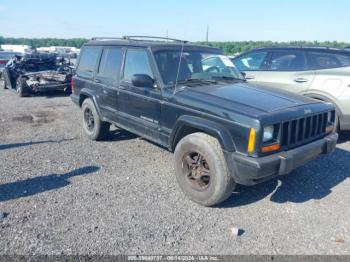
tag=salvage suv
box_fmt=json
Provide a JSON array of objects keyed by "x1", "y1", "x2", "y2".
[{"x1": 71, "y1": 36, "x2": 338, "y2": 206}]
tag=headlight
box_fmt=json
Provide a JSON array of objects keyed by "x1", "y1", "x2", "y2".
[{"x1": 263, "y1": 125, "x2": 274, "y2": 142}]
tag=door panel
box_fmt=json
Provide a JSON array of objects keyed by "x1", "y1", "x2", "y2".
[
  {"x1": 94, "y1": 47, "x2": 123, "y2": 121},
  {"x1": 117, "y1": 48, "x2": 162, "y2": 142},
  {"x1": 247, "y1": 70, "x2": 315, "y2": 94}
]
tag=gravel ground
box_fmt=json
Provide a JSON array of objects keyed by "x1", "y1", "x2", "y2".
[{"x1": 0, "y1": 87, "x2": 349, "y2": 255}]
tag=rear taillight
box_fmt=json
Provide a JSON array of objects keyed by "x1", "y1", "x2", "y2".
[
  {"x1": 0, "y1": 60, "x2": 6, "y2": 65},
  {"x1": 70, "y1": 78, "x2": 74, "y2": 92}
]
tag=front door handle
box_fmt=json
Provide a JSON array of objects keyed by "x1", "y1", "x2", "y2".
[
  {"x1": 95, "y1": 79, "x2": 101, "y2": 83},
  {"x1": 294, "y1": 78, "x2": 308, "y2": 83},
  {"x1": 245, "y1": 75, "x2": 255, "y2": 80}
]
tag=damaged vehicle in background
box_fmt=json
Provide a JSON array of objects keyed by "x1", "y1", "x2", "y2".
[{"x1": 2, "y1": 52, "x2": 73, "y2": 97}]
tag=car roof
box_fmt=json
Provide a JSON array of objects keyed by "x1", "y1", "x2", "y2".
[
  {"x1": 84, "y1": 36, "x2": 222, "y2": 53},
  {"x1": 243, "y1": 46, "x2": 350, "y2": 54}
]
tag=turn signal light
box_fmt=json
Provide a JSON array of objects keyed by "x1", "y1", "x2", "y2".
[
  {"x1": 247, "y1": 128, "x2": 256, "y2": 153},
  {"x1": 326, "y1": 125, "x2": 334, "y2": 133},
  {"x1": 261, "y1": 143, "x2": 280, "y2": 153}
]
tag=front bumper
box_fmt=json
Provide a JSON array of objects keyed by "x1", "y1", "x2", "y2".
[{"x1": 225, "y1": 132, "x2": 338, "y2": 186}]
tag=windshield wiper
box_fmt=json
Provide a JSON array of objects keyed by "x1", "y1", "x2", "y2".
[
  {"x1": 178, "y1": 78, "x2": 217, "y2": 85},
  {"x1": 211, "y1": 76, "x2": 246, "y2": 82}
]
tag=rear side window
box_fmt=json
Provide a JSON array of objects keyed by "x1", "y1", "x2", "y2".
[
  {"x1": 123, "y1": 49, "x2": 154, "y2": 82},
  {"x1": 97, "y1": 48, "x2": 122, "y2": 81},
  {"x1": 269, "y1": 51, "x2": 307, "y2": 71},
  {"x1": 308, "y1": 51, "x2": 350, "y2": 69},
  {"x1": 233, "y1": 51, "x2": 268, "y2": 71},
  {"x1": 77, "y1": 47, "x2": 100, "y2": 78}
]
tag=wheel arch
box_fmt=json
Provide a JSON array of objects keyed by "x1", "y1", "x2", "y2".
[
  {"x1": 304, "y1": 93, "x2": 343, "y2": 117},
  {"x1": 79, "y1": 89, "x2": 103, "y2": 117},
  {"x1": 169, "y1": 115, "x2": 236, "y2": 152}
]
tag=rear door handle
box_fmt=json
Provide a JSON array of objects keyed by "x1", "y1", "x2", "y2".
[
  {"x1": 245, "y1": 75, "x2": 255, "y2": 80},
  {"x1": 294, "y1": 78, "x2": 308, "y2": 83},
  {"x1": 95, "y1": 79, "x2": 101, "y2": 83}
]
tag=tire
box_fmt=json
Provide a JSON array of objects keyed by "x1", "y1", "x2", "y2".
[
  {"x1": 81, "y1": 98, "x2": 110, "y2": 140},
  {"x1": 16, "y1": 77, "x2": 30, "y2": 97},
  {"x1": 1, "y1": 79, "x2": 5, "y2": 89},
  {"x1": 174, "y1": 132, "x2": 236, "y2": 206}
]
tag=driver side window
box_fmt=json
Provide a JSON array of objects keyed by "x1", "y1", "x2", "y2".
[
  {"x1": 123, "y1": 49, "x2": 154, "y2": 83},
  {"x1": 233, "y1": 51, "x2": 268, "y2": 71}
]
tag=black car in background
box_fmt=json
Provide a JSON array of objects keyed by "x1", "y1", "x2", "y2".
[{"x1": 71, "y1": 36, "x2": 338, "y2": 206}]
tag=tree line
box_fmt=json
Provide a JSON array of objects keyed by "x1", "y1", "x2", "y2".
[{"x1": 1, "y1": 36, "x2": 349, "y2": 54}]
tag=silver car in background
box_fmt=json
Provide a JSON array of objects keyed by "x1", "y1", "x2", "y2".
[{"x1": 232, "y1": 47, "x2": 350, "y2": 131}]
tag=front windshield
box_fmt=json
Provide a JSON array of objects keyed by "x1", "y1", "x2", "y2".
[{"x1": 153, "y1": 50, "x2": 244, "y2": 85}]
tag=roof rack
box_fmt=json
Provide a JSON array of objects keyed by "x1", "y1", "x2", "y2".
[
  {"x1": 123, "y1": 36, "x2": 188, "y2": 43},
  {"x1": 91, "y1": 36, "x2": 188, "y2": 43},
  {"x1": 91, "y1": 37, "x2": 126, "y2": 41}
]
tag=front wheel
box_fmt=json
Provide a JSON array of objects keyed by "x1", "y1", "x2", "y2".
[
  {"x1": 174, "y1": 132, "x2": 236, "y2": 206},
  {"x1": 1, "y1": 80, "x2": 6, "y2": 89},
  {"x1": 81, "y1": 98, "x2": 110, "y2": 140}
]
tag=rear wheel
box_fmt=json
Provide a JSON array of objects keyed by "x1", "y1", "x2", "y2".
[
  {"x1": 16, "y1": 77, "x2": 30, "y2": 97},
  {"x1": 82, "y1": 98, "x2": 110, "y2": 140},
  {"x1": 174, "y1": 132, "x2": 236, "y2": 206}
]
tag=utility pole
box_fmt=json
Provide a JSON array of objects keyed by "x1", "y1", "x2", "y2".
[{"x1": 206, "y1": 25, "x2": 209, "y2": 43}]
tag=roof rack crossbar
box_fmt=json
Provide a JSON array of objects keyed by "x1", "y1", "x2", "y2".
[
  {"x1": 91, "y1": 37, "x2": 126, "y2": 41},
  {"x1": 122, "y1": 36, "x2": 188, "y2": 43}
]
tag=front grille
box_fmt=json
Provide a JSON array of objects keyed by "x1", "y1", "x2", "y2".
[{"x1": 280, "y1": 112, "x2": 328, "y2": 148}]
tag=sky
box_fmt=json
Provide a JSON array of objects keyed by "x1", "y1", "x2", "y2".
[{"x1": 0, "y1": 0, "x2": 349, "y2": 42}]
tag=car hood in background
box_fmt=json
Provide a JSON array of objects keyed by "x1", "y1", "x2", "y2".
[{"x1": 197, "y1": 83, "x2": 316, "y2": 112}]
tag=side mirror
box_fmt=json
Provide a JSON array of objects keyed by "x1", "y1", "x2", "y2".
[
  {"x1": 241, "y1": 71, "x2": 246, "y2": 78},
  {"x1": 132, "y1": 74, "x2": 154, "y2": 88}
]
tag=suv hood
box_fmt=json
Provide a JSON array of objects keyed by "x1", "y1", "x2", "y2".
[{"x1": 175, "y1": 82, "x2": 320, "y2": 117}]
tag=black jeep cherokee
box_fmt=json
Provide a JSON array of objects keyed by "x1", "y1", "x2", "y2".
[{"x1": 71, "y1": 36, "x2": 338, "y2": 206}]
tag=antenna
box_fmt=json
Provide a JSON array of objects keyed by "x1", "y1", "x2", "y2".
[{"x1": 174, "y1": 40, "x2": 185, "y2": 94}]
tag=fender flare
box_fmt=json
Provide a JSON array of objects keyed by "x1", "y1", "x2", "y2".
[
  {"x1": 304, "y1": 93, "x2": 343, "y2": 117},
  {"x1": 79, "y1": 88, "x2": 103, "y2": 117},
  {"x1": 170, "y1": 115, "x2": 236, "y2": 151}
]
